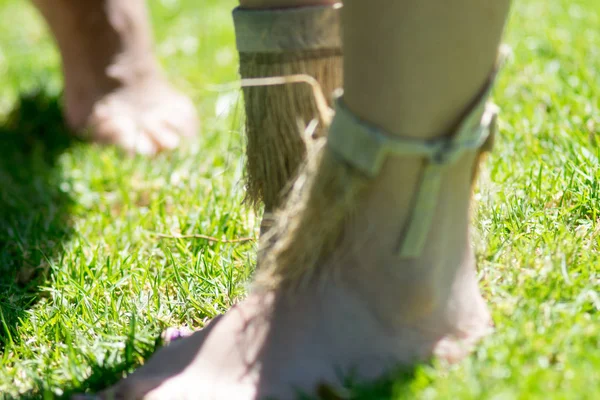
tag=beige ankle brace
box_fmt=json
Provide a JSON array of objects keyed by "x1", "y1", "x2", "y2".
[{"x1": 327, "y1": 67, "x2": 501, "y2": 258}]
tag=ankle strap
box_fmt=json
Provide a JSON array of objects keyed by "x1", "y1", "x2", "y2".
[
  {"x1": 327, "y1": 67, "x2": 501, "y2": 258},
  {"x1": 328, "y1": 99, "x2": 497, "y2": 179}
]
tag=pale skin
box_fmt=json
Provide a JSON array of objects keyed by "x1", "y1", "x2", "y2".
[
  {"x1": 31, "y1": 0, "x2": 198, "y2": 155},
  {"x1": 66, "y1": 0, "x2": 513, "y2": 399}
]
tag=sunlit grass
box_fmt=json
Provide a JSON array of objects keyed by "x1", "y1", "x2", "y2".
[{"x1": 0, "y1": 0, "x2": 598, "y2": 398}]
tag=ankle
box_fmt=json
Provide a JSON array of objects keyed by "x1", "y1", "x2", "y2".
[
  {"x1": 330, "y1": 148, "x2": 473, "y2": 307},
  {"x1": 257, "y1": 93, "x2": 495, "y2": 302}
]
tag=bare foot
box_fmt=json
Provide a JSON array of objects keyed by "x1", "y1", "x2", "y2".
[
  {"x1": 99, "y1": 287, "x2": 489, "y2": 399},
  {"x1": 83, "y1": 78, "x2": 197, "y2": 155},
  {"x1": 32, "y1": 0, "x2": 198, "y2": 155},
  {"x1": 95, "y1": 135, "x2": 492, "y2": 399}
]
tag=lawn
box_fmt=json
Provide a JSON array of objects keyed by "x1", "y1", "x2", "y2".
[{"x1": 0, "y1": 0, "x2": 598, "y2": 399}]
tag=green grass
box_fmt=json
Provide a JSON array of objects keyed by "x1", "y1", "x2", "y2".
[{"x1": 0, "y1": 0, "x2": 598, "y2": 398}]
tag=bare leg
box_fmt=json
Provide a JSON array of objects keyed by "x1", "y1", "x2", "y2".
[
  {"x1": 97, "y1": 0, "x2": 510, "y2": 399},
  {"x1": 32, "y1": 0, "x2": 198, "y2": 155}
]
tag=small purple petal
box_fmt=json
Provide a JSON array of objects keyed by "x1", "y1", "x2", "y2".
[{"x1": 161, "y1": 327, "x2": 194, "y2": 343}]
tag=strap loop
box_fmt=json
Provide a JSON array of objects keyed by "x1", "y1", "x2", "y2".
[{"x1": 328, "y1": 86, "x2": 498, "y2": 177}]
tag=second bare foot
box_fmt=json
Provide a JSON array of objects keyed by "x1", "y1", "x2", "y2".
[{"x1": 33, "y1": 0, "x2": 198, "y2": 155}]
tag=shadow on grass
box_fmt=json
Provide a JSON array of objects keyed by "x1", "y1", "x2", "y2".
[
  {"x1": 17, "y1": 335, "x2": 162, "y2": 400},
  {"x1": 0, "y1": 89, "x2": 158, "y2": 400},
  {"x1": 0, "y1": 88, "x2": 76, "y2": 349}
]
